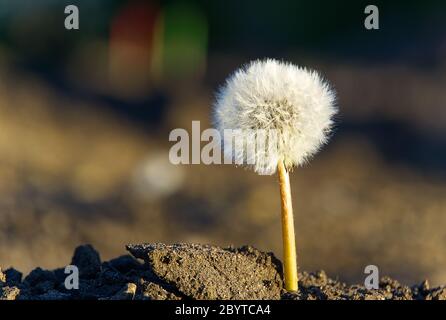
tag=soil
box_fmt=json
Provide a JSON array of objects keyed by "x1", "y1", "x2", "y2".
[{"x1": 1, "y1": 243, "x2": 445, "y2": 300}]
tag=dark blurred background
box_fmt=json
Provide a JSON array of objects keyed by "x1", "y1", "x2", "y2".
[{"x1": 0, "y1": 0, "x2": 445, "y2": 285}]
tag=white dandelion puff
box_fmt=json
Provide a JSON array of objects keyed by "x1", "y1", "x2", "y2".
[{"x1": 213, "y1": 58, "x2": 337, "y2": 175}]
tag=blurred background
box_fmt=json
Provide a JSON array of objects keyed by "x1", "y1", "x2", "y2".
[{"x1": 0, "y1": 0, "x2": 445, "y2": 286}]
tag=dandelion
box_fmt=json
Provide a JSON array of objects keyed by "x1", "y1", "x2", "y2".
[{"x1": 213, "y1": 59, "x2": 337, "y2": 291}]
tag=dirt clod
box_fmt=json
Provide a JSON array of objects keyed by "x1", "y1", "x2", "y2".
[
  {"x1": 104, "y1": 283, "x2": 137, "y2": 300},
  {"x1": 4, "y1": 268, "x2": 22, "y2": 285},
  {"x1": 0, "y1": 268, "x2": 6, "y2": 284},
  {"x1": 126, "y1": 243, "x2": 283, "y2": 300},
  {"x1": 138, "y1": 280, "x2": 182, "y2": 300},
  {"x1": 1, "y1": 286, "x2": 20, "y2": 300},
  {"x1": 71, "y1": 244, "x2": 102, "y2": 279}
]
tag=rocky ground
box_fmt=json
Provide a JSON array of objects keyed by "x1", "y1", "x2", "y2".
[{"x1": 1, "y1": 243, "x2": 445, "y2": 300}]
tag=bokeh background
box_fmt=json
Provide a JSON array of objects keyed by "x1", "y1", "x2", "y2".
[{"x1": 0, "y1": 0, "x2": 445, "y2": 286}]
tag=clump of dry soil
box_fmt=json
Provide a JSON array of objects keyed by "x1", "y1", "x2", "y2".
[{"x1": 1, "y1": 243, "x2": 445, "y2": 300}]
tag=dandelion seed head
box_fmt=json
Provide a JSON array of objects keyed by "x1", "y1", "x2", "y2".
[{"x1": 213, "y1": 59, "x2": 337, "y2": 175}]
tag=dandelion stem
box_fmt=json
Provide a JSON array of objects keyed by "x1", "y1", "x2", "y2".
[{"x1": 277, "y1": 160, "x2": 298, "y2": 292}]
